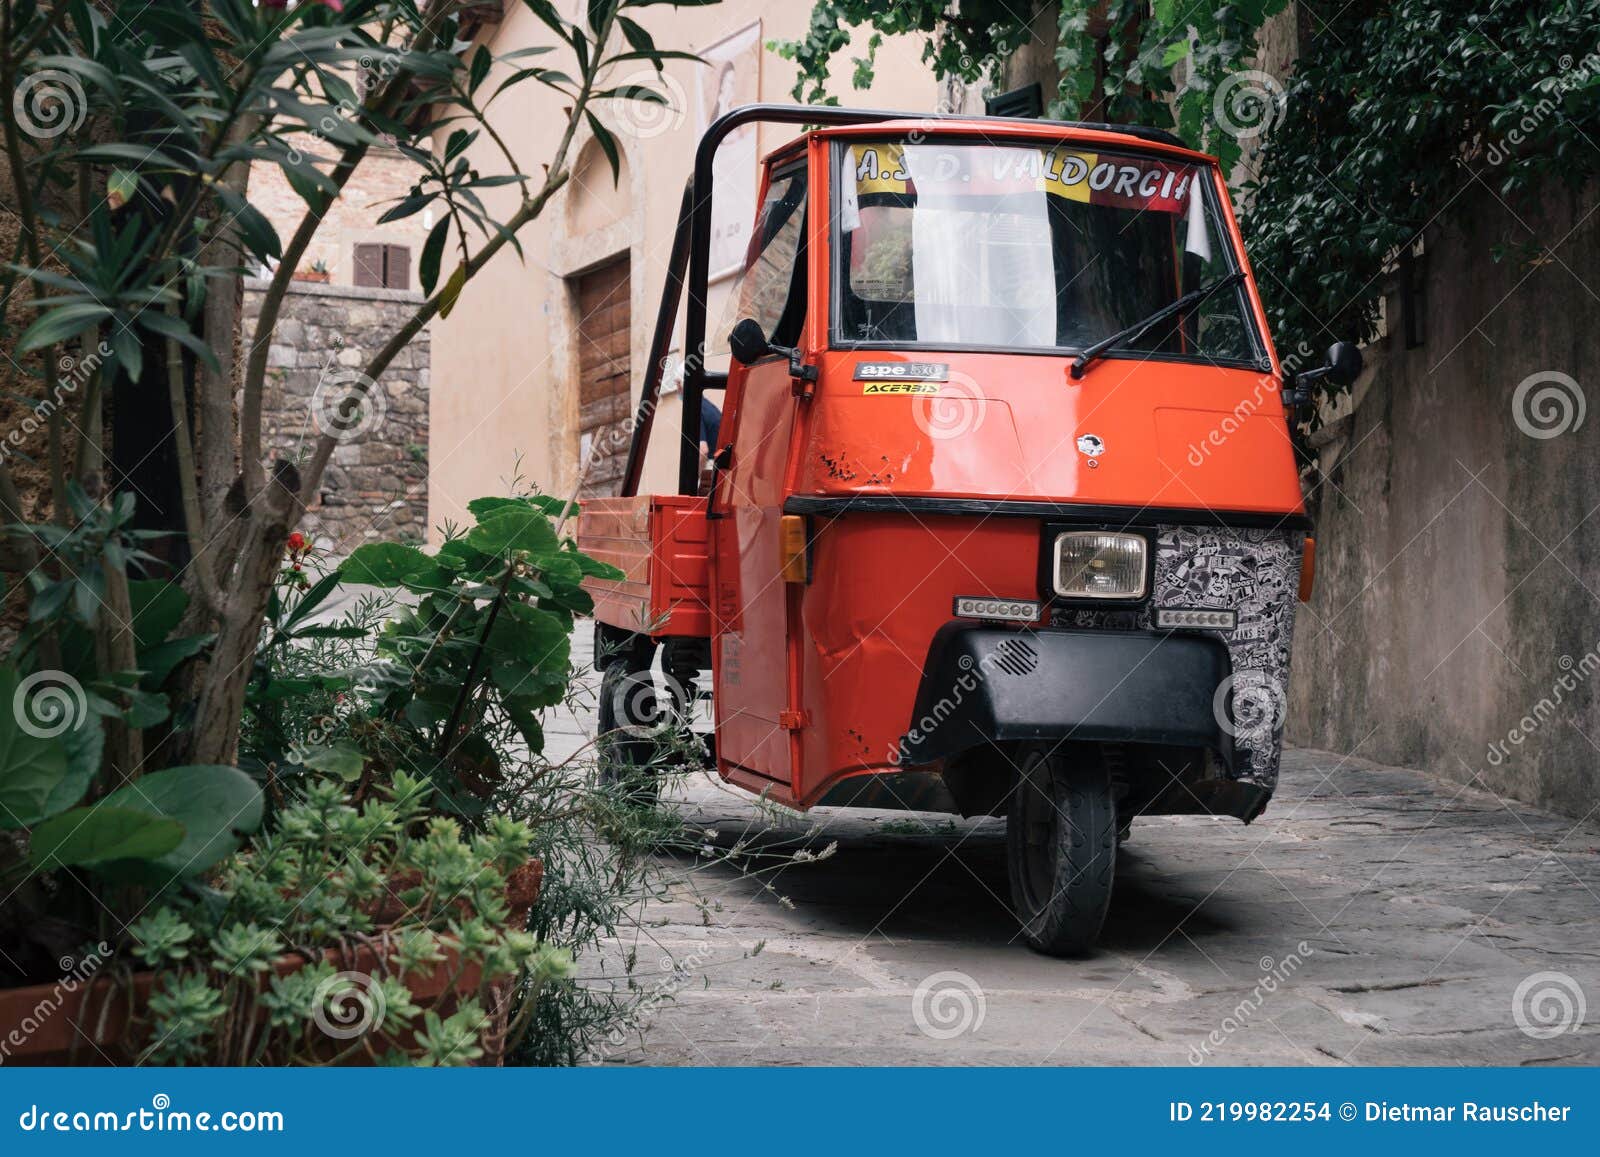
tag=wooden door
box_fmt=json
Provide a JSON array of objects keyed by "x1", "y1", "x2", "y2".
[{"x1": 575, "y1": 258, "x2": 631, "y2": 497}]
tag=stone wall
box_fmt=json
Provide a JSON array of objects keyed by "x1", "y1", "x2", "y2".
[
  {"x1": 244, "y1": 278, "x2": 430, "y2": 554},
  {"x1": 1287, "y1": 180, "x2": 1600, "y2": 820}
]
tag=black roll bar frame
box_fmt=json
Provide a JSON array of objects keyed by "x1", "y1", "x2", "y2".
[{"x1": 617, "y1": 104, "x2": 1186, "y2": 497}]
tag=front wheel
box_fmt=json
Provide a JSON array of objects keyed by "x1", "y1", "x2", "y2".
[{"x1": 1006, "y1": 744, "x2": 1117, "y2": 956}]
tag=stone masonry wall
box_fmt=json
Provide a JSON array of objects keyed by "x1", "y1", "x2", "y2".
[{"x1": 243, "y1": 278, "x2": 429, "y2": 554}]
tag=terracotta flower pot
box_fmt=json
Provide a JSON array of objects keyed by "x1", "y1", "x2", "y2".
[
  {"x1": 292, "y1": 269, "x2": 331, "y2": 283},
  {"x1": 0, "y1": 860, "x2": 542, "y2": 1066}
]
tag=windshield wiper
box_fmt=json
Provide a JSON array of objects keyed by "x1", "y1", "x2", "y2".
[{"x1": 1069, "y1": 271, "x2": 1247, "y2": 379}]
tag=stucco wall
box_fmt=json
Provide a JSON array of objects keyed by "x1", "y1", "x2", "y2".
[
  {"x1": 244, "y1": 278, "x2": 430, "y2": 554},
  {"x1": 1287, "y1": 180, "x2": 1600, "y2": 819},
  {"x1": 427, "y1": 1, "x2": 942, "y2": 534}
]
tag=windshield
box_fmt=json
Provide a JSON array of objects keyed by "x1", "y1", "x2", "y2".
[{"x1": 832, "y1": 140, "x2": 1260, "y2": 364}]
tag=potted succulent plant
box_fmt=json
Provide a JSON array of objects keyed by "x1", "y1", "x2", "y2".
[
  {"x1": 5, "y1": 775, "x2": 563, "y2": 1066},
  {"x1": 293, "y1": 259, "x2": 332, "y2": 283}
]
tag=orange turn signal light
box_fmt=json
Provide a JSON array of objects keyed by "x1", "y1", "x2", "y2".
[
  {"x1": 1298, "y1": 536, "x2": 1316, "y2": 602},
  {"x1": 779, "y1": 515, "x2": 808, "y2": 583}
]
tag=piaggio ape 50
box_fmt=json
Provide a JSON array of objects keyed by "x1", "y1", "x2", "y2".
[{"x1": 577, "y1": 106, "x2": 1360, "y2": 955}]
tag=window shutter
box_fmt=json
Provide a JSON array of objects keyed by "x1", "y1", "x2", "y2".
[
  {"x1": 353, "y1": 244, "x2": 384, "y2": 287},
  {"x1": 384, "y1": 244, "x2": 411, "y2": 291}
]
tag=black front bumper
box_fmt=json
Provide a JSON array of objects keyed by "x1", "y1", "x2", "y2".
[{"x1": 897, "y1": 623, "x2": 1233, "y2": 766}]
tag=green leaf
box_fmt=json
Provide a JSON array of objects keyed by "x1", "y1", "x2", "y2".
[
  {"x1": 584, "y1": 111, "x2": 621, "y2": 185},
  {"x1": 107, "y1": 169, "x2": 139, "y2": 208},
  {"x1": 437, "y1": 264, "x2": 467, "y2": 319},
  {"x1": 0, "y1": 667, "x2": 73, "y2": 830},
  {"x1": 298, "y1": 741, "x2": 367, "y2": 783},
  {"x1": 29, "y1": 806, "x2": 186, "y2": 871},
  {"x1": 465, "y1": 508, "x2": 558, "y2": 557},
  {"x1": 137, "y1": 634, "x2": 211, "y2": 691},
  {"x1": 344, "y1": 542, "x2": 436, "y2": 586},
  {"x1": 419, "y1": 216, "x2": 449, "y2": 296},
  {"x1": 128, "y1": 580, "x2": 188, "y2": 650},
  {"x1": 100, "y1": 765, "x2": 263, "y2": 878},
  {"x1": 17, "y1": 302, "x2": 113, "y2": 354}
]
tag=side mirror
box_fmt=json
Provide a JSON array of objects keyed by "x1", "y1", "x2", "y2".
[
  {"x1": 1325, "y1": 342, "x2": 1363, "y2": 387},
  {"x1": 728, "y1": 318, "x2": 770, "y2": 366}
]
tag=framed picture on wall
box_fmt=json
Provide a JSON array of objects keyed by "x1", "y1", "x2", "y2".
[{"x1": 696, "y1": 22, "x2": 762, "y2": 282}]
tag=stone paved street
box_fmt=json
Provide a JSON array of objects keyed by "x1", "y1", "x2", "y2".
[{"x1": 546, "y1": 654, "x2": 1600, "y2": 1066}]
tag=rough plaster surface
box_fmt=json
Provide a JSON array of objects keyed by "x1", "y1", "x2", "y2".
[{"x1": 1287, "y1": 182, "x2": 1600, "y2": 820}]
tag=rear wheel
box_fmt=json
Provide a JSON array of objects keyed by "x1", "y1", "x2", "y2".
[
  {"x1": 1005, "y1": 744, "x2": 1117, "y2": 956},
  {"x1": 596, "y1": 635, "x2": 662, "y2": 805}
]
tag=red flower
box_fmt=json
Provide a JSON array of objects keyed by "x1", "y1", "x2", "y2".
[{"x1": 287, "y1": 532, "x2": 307, "y2": 553}]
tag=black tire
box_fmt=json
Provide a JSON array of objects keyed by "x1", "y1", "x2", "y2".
[
  {"x1": 1005, "y1": 744, "x2": 1117, "y2": 956},
  {"x1": 596, "y1": 646, "x2": 662, "y2": 806}
]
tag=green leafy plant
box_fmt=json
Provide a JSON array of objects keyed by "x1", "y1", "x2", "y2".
[
  {"x1": 127, "y1": 773, "x2": 573, "y2": 1066},
  {"x1": 0, "y1": 0, "x2": 705, "y2": 781},
  {"x1": 1, "y1": 491, "x2": 263, "y2": 988},
  {"x1": 287, "y1": 494, "x2": 622, "y2": 816}
]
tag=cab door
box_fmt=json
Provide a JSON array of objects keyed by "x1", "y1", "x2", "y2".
[{"x1": 709, "y1": 162, "x2": 809, "y2": 787}]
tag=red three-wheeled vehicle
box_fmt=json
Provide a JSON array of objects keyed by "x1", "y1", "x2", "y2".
[{"x1": 578, "y1": 105, "x2": 1359, "y2": 955}]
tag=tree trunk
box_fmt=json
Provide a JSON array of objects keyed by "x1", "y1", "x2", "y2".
[{"x1": 180, "y1": 463, "x2": 301, "y2": 766}]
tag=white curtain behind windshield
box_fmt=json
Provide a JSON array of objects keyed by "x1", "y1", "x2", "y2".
[{"x1": 835, "y1": 141, "x2": 1256, "y2": 363}]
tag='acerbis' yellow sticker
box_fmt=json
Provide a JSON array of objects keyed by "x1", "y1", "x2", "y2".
[{"x1": 861, "y1": 381, "x2": 943, "y2": 396}]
